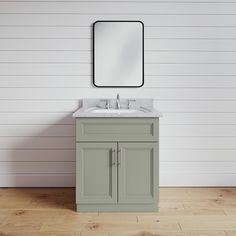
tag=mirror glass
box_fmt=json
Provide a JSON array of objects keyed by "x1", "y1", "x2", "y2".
[{"x1": 93, "y1": 21, "x2": 144, "y2": 87}]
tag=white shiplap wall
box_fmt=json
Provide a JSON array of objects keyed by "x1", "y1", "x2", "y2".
[{"x1": 0, "y1": 0, "x2": 236, "y2": 187}]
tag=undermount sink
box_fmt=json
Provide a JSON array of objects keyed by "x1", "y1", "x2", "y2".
[{"x1": 91, "y1": 108, "x2": 140, "y2": 114}]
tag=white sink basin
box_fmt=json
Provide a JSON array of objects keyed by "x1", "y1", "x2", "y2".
[{"x1": 91, "y1": 108, "x2": 140, "y2": 114}]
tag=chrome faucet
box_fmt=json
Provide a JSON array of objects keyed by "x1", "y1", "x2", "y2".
[{"x1": 116, "y1": 93, "x2": 121, "y2": 109}]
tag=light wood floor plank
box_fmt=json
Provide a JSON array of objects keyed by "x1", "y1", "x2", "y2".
[
  {"x1": 179, "y1": 216, "x2": 236, "y2": 231},
  {"x1": 0, "y1": 187, "x2": 235, "y2": 236},
  {"x1": 189, "y1": 232, "x2": 227, "y2": 236},
  {"x1": 226, "y1": 231, "x2": 236, "y2": 236},
  {"x1": 108, "y1": 231, "x2": 227, "y2": 236},
  {"x1": 0, "y1": 232, "x2": 78, "y2": 236},
  {"x1": 108, "y1": 231, "x2": 190, "y2": 236},
  {"x1": 224, "y1": 208, "x2": 236, "y2": 215}
]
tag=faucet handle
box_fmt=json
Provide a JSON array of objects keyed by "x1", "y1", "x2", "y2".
[
  {"x1": 127, "y1": 99, "x2": 136, "y2": 109},
  {"x1": 100, "y1": 99, "x2": 110, "y2": 109}
]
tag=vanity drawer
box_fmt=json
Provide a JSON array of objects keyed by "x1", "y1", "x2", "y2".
[{"x1": 76, "y1": 118, "x2": 159, "y2": 142}]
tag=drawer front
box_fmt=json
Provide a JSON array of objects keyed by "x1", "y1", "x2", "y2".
[{"x1": 76, "y1": 118, "x2": 158, "y2": 142}]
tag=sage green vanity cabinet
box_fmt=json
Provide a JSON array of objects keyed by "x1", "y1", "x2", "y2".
[{"x1": 76, "y1": 118, "x2": 159, "y2": 212}]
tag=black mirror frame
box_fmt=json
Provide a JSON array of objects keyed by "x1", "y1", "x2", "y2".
[{"x1": 92, "y1": 20, "x2": 144, "y2": 88}]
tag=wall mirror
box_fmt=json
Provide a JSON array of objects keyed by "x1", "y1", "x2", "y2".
[{"x1": 93, "y1": 21, "x2": 144, "y2": 87}]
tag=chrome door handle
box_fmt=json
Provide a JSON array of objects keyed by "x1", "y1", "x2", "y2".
[
  {"x1": 111, "y1": 149, "x2": 116, "y2": 166},
  {"x1": 117, "y1": 149, "x2": 121, "y2": 166}
]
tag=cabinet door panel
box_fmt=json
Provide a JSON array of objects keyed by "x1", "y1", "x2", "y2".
[
  {"x1": 118, "y1": 142, "x2": 158, "y2": 204},
  {"x1": 76, "y1": 142, "x2": 117, "y2": 204}
]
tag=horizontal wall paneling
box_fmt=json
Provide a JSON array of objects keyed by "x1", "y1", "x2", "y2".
[{"x1": 0, "y1": 0, "x2": 236, "y2": 186}]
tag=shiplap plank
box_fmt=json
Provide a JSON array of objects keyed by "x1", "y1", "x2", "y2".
[
  {"x1": 160, "y1": 173, "x2": 236, "y2": 186},
  {"x1": 2, "y1": 0, "x2": 236, "y2": 2},
  {"x1": 145, "y1": 39, "x2": 236, "y2": 51},
  {"x1": 0, "y1": 39, "x2": 90, "y2": 50},
  {"x1": 0, "y1": 113, "x2": 74, "y2": 124},
  {"x1": 2, "y1": 63, "x2": 236, "y2": 76},
  {"x1": 155, "y1": 101, "x2": 236, "y2": 112},
  {"x1": 1, "y1": 76, "x2": 236, "y2": 88},
  {"x1": 3, "y1": 39, "x2": 236, "y2": 51},
  {"x1": 2, "y1": 26, "x2": 236, "y2": 39},
  {"x1": 2, "y1": 0, "x2": 235, "y2": 2},
  {"x1": 128, "y1": 76, "x2": 236, "y2": 88},
  {"x1": 160, "y1": 162, "x2": 236, "y2": 173},
  {"x1": 0, "y1": 174, "x2": 75, "y2": 187},
  {"x1": 0, "y1": 124, "x2": 75, "y2": 137},
  {"x1": 161, "y1": 113, "x2": 236, "y2": 125},
  {"x1": 0, "y1": 137, "x2": 75, "y2": 149},
  {"x1": 0, "y1": 26, "x2": 91, "y2": 38},
  {"x1": 1, "y1": 88, "x2": 236, "y2": 100},
  {"x1": 3, "y1": 51, "x2": 236, "y2": 64},
  {"x1": 0, "y1": 51, "x2": 91, "y2": 63},
  {"x1": 1, "y1": 14, "x2": 236, "y2": 26},
  {"x1": 147, "y1": 27, "x2": 236, "y2": 39},
  {"x1": 0, "y1": 100, "x2": 78, "y2": 112},
  {"x1": 0, "y1": 149, "x2": 75, "y2": 162},
  {"x1": 0, "y1": 100, "x2": 236, "y2": 113},
  {"x1": 0, "y1": 63, "x2": 91, "y2": 75},
  {"x1": 146, "y1": 51, "x2": 236, "y2": 63},
  {"x1": 161, "y1": 137, "x2": 236, "y2": 149},
  {"x1": 160, "y1": 149, "x2": 236, "y2": 162},
  {"x1": 0, "y1": 76, "x2": 90, "y2": 87},
  {"x1": 160, "y1": 125, "x2": 236, "y2": 137},
  {"x1": 0, "y1": 161, "x2": 75, "y2": 174},
  {"x1": 0, "y1": 2, "x2": 236, "y2": 14}
]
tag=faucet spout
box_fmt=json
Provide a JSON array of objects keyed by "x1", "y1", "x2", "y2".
[{"x1": 116, "y1": 93, "x2": 121, "y2": 109}]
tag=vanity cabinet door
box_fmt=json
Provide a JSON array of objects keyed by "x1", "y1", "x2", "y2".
[
  {"x1": 76, "y1": 142, "x2": 117, "y2": 204},
  {"x1": 118, "y1": 143, "x2": 158, "y2": 204}
]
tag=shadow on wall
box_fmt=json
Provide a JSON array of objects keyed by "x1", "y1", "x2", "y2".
[
  {"x1": 0, "y1": 187, "x2": 76, "y2": 211},
  {"x1": 0, "y1": 101, "x2": 83, "y2": 210}
]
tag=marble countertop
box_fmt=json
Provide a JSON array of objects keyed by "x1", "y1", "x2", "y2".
[{"x1": 72, "y1": 99, "x2": 162, "y2": 118}]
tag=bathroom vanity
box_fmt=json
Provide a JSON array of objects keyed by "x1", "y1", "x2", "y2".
[{"x1": 73, "y1": 97, "x2": 162, "y2": 211}]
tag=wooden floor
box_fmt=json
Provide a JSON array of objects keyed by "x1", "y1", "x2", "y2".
[{"x1": 0, "y1": 188, "x2": 235, "y2": 236}]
